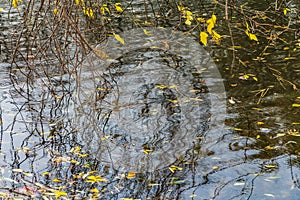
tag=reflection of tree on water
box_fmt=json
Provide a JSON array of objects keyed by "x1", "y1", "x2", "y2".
[
  {"x1": 1, "y1": 0, "x2": 300, "y2": 199},
  {"x1": 79, "y1": 46, "x2": 212, "y2": 173}
]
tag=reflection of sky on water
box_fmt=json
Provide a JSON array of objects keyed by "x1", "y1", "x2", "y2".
[{"x1": 0, "y1": 0, "x2": 300, "y2": 199}]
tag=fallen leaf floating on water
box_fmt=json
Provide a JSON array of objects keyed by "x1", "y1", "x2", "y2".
[
  {"x1": 143, "y1": 149, "x2": 152, "y2": 154},
  {"x1": 173, "y1": 179, "x2": 186, "y2": 184},
  {"x1": 52, "y1": 178, "x2": 62, "y2": 183},
  {"x1": 169, "y1": 165, "x2": 183, "y2": 173},
  {"x1": 127, "y1": 172, "x2": 136, "y2": 179},
  {"x1": 53, "y1": 7, "x2": 58, "y2": 15},
  {"x1": 283, "y1": 8, "x2": 290, "y2": 15},
  {"x1": 52, "y1": 190, "x2": 67, "y2": 199},
  {"x1": 82, "y1": 7, "x2": 94, "y2": 19},
  {"x1": 100, "y1": 3, "x2": 110, "y2": 15},
  {"x1": 90, "y1": 188, "x2": 99, "y2": 193},
  {"x1": 115, "y1": 3, "x2": 123, "y2": 12},
  {"x1": 69, "y1": 146, "x2": 81, "y2": 154},
  {"x1": 143, "y1": 29, "x2": 152, "y2": 36},
  {"x1": 121, "y1": 198, "x2": 140, "y2": 200},
  {"x1": 155, "y1": 84, "x2": 167, "y2": 89},
  {"x1": 86, "y1": 175, "x2": 108, "y2": 183},
  {"x1": 264, "y1": 164, "x2": 277, "y2": 169},
  {"x1": 113, "y1": 33, "x2": 125, "y2": 44},
  {"x1": 75, "y1": 0, "x2": 85, "y2": 5}
]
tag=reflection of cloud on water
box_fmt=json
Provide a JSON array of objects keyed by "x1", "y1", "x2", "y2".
[{"x1": 77, "y1": 27, "x2": 227, "y2": 172}]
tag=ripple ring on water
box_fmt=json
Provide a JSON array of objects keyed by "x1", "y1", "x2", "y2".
[{"x1": 76, "y1": 27, "x2": 226, "y2": 172}]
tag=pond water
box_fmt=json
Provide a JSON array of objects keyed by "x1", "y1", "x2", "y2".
[{"x1": 0, "y1": 0, "x2": 300, "y2": 199}]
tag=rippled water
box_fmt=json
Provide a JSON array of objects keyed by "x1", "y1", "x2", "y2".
[
  {"x1": 0, "y1": 0, "x2": 300, "y2": 199},
  {"x1": 77, "y1": 27, "x2": 226, "y2": 172}
]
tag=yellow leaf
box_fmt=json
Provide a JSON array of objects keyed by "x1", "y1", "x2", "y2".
[
  {"x1": 211, "y1": 30, "x2": 221, "y2": 44},
  {"x1": 52, "y1": 178, "x2": 62, "y2": 183},
  {"x1": 100, "y1": 4, "x2": 110, "y2": 15},
  {"x1": 70, "y1": 146, "x2": 81, "y2": 154},
  {"x1": 113, "y1": 33, "x2": 125, "y2": 44},
  {"x1": 90, "y1": 188, "x2": 99, "y2": 193},
  {"x1": 143, "y1": 29, "x2": 152, "y2": 36},
  {"x1": 245, "y1": 22, "x2": 250, "y2": 31},
  {"x1": 169, "y1": 165, "x2": 183, "y2": 173},
  {"x1": 53, "y1": 190, "x2": 67, "y2": 198},
  {"x1": 177, "y1": 5, "x2": 185, "y2": 12},
  {"x1": 206, "y1": 14, "x2": 216, "y2": 34},
  {"x1": 115, "y1": 3, "x2": 123, "y2": 12},
  {"x1": 53, "y1": 7, "x2": 58, "y2": 15},
  {"x1": 256, "y1": 121, "x2": 264, "y2": 125},
  {"x1": 0, "y1": 8, "x2": 4, "y2": 12},
  {"x1": 292, "y1": 104, "x2": 300, "y2": 107},
  {"x1": 86, "y1": 175, "x2": 108, "y2": 183},
  {"x1": 197, "y1": 17, "x2": 205, "y2": 23},
  {"x1": 143, "y1": 149, "x2": 152, "y2": 154},
  {"x1": 127, "y1": 172, "x2": 136, "y2": 179},
  {"x1": 78, "y1": 153, "x2": 89, "y2": 158},
  {"x1": 212, "y1": 30, "x2": 221, "y2": 40},
  {"x1": 206, "y1": 14, "x2": 216, "y2": 25},
  {"x1": 168, "y1": 99, "x2": 179, "y2": 103},
  {"x1": 185, "y1": 19, "x2": 192, "y2": 25},
  {"x1": 12, "y1": 0, "x2": 18, "y2": 8},
  {"x1": 84, "y1": 7, "x2": 94, "y2": 19},
  {"x1": 265, "y1": 145, "x2": 274, "y2": 150},
  {"x1": 200, "y1": 32, "x2": 208, "y2": 46},
  {"x1": 264, "y1": 164, "x2": 277, "y2": 168},
  {"x1": 234, "y1": 128, "x2": 243, "y2": 131},
  {"x1": 101, "y1": 135, "x2": 110, "y2": 141},
  {"x1": 42, "y1": 172, "x2": 50, "y2": 176},
  {"x1": 283, "y1": 8, "x2": 290, "y2": 15},
  {"x1": 207, "y1": 22, "x2": 214, "y2": 34},
  {"x1": 246, "y1": 31, "x2": 258, "y2": 41},
  {"x1": 23, "y1": 172, "x2": 33, "y2": 177},
  {"x1": 155, "y1": 85, "x2": 167, "y2": 89},
  {"x1": 252, "y1": 77, "x2": 258, "y2": 81},
  {"x1": 185, "y1": 11, "x2": 193, "y2": 21}
]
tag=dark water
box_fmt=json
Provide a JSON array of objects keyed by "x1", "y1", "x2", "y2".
[{"x1": 0, "y1": 0, "x2": 300, "y2": 199}]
